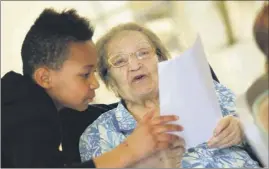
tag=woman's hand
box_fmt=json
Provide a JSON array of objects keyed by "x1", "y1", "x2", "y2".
[
  {"x1": 125, "y1": 110, "x2": 185, "y2": 163},
  {"x1": 166, "y1": 139, "x2": 186, "y2": 168},
  {"x1": 208, "y1": 115, "x2": 244, "y2": 149},
  {"x1": 93, "y1": 111, "x2": 185, "y2": 168}
]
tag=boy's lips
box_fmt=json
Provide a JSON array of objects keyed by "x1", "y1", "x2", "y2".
[
  {"x1": 87, "y1": 96, "x2": 95, "y2": 102},
  {"x1": 86, "y1": 93, "x2": 95, "y2": 103}
]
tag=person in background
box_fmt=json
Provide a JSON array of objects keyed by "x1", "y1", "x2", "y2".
[
  {"x1": 1, "y1": 8, "x2": 183, "y2": 168},
  {"x1": 235, "y1": 3, "x2": 269, "y2": 167},
  {"x1": 250, "y1": 2, "x2": 268, "y2": 134},
  {"x1": 79, "y1": 22, "x2": 260, "y2": 168}
]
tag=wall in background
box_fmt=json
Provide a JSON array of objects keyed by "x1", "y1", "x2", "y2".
[{"x1": 1, "y1": 1, "x2": 266, "y2": 103}]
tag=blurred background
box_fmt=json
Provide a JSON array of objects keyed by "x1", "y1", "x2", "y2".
[{"x1": 1, "y1": 1, "x2": 267, "y2": 104}]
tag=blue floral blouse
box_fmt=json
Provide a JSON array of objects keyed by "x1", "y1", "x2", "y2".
[{"x1": 79, "y1": 81, "x2": 260, "y2": 168}]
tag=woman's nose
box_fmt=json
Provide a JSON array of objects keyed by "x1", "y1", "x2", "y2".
[{"x1": 128, "y1": 54, "x2": 141, "y2": 71}]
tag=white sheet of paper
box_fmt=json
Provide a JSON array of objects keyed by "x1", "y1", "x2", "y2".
[{"x1": 158, "y1": 36, "x2": 223, "y2": 149}]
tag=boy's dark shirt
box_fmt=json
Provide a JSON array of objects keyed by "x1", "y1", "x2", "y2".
[
  {"x1": 1, "y1": 71, "x2": 107, "y2": 168},
  {"x1": 60, "y1": 103, "x2": 117, "y2": 165}
]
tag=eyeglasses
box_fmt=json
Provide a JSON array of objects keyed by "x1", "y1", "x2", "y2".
[{"x1": 108, "y1": 47, "x2": 155, "y2": 68}]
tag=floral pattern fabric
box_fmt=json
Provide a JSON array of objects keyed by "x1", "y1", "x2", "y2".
[{"x1": 79, "y1": 81, "x2": 260, "y2": 168}]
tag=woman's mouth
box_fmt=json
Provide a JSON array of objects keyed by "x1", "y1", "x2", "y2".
[{"x1": 132, "y1": 74, "x2": 147, "y2": 83}]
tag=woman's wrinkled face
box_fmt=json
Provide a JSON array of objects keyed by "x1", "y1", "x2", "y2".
[{"x1": 107, "y1": 31, "x2": 159, "y2": 102}]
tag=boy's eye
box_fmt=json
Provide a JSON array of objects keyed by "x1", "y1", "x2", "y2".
[{"x1": 81, "y1": 73, "x2": 90, "y2": 79}]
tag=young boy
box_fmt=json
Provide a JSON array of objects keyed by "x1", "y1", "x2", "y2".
[{"x1": 1, "y1": 8, "x2": 183, "y2": 168}]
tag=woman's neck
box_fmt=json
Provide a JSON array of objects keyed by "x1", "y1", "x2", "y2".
[{"x1": 125, "y1": 93, "x2": 160, "y2": 122}]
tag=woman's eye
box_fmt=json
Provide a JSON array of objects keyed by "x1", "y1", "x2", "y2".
[
  {"x1": 115, "y1": 58, "x2": 125, "y2": 65},
  {"x1": 141, "y1": 51, "x2": 149, "y2": 55},
  {"x1": 138, "y1": 50, "x2": 150, "y2": 57}
]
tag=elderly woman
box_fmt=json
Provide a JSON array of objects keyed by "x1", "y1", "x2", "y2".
[{"x1": 79, "y1": 23, "x2": 260, "y2": 168}]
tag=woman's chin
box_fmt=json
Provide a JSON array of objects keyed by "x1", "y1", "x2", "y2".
[{"x1": 134, "y1": 86, "x2": 156, "y2": 98}]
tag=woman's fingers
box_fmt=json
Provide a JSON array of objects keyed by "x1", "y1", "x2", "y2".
[
  {"x1": 208, "y1": 116, "x2": 243, "y2": 148},
  {"x1": 208, "y1": 121, "x2": 234, "y2": 147},
  {"x1": 213, "y1": 115, "x2": 232, "y2": 136},
  {"x1": 141, "y1": 110, "x2": 155, "y2": 123},
  {"x1": 152, "y1": 124, "x2": 184, "y2": 134},
  {"x1": 150, "y1": 115, "x2": 179, "y2": 125},
  {"x1": 209, "y1": 128, "x2": 236, "y2": 148},
  {"x1": 154, "y1": 133, "x2": 180, "y2": 142},
  {"x1": 219, "y1": 133, "x2": 241, "y2": 148}
]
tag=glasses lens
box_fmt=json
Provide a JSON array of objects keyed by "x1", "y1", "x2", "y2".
[{"x1": 110, "y1": 54, "x2": 129, "y2": 67}]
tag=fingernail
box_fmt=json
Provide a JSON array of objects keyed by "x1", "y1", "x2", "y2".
[{"x1": 175, "y1": 116, "x2": 179, "y2": 120}]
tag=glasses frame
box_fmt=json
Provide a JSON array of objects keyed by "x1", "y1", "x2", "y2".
[{"x1": 107, "y1": 47, "x2": 155, "y2": 68}]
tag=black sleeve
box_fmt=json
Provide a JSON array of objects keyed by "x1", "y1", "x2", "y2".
[
  {"x1": 3, "y1": 118, "x2": 97, "y2": 168},
  {"x1": 60, "y1": 103, "x2": 118, "y2": 164},
  {"x1": 3, "y1": 119, "x2": 60, "y2": 167},
  {"x1": 2, "y1": 101, "x2": 98, "y2": 168},
  {"x1": 66, "y1": 160, "x2": 96, "y2": 168}
]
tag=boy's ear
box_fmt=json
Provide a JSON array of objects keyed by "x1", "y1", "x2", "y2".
[{"x1": 33, "y1": 67, "x2": 52, "y2": 89}]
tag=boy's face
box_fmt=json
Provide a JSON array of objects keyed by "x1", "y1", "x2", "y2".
[{"x1": 47, "y1": 40, "x2": 99, "y2": 111}]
